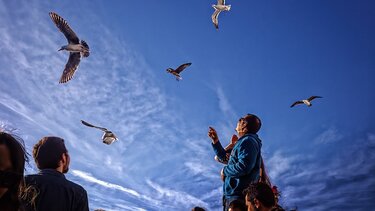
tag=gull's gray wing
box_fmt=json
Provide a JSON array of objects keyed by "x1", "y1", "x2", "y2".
[
  {"x1": 59, "y1": 52, "x2": 81, "y2": 83},
  {"x1": 81, "y1": 120, "x2": 108, "y2": 131},
  {"x1": 175, "y1": 63, "x2": 192, "y2": 74},
  {"x1": 308, "y1": 96, "x2": 322, "y2": 101},
  {"x1": 49, "y1": 12, "x2": 79, "y2": 44},
  {"x1": 212, "y1": 9, "x2": 221, "y2": 29},
  {"x1": 290, "y1": 101, "x2": 303, "y2": 108}
]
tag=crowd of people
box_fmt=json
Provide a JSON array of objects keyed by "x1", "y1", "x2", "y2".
[{"x1": 0, "y1": 113, "x2": 288, "y2": 211}]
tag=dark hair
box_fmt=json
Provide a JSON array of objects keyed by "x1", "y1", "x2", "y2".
[
  {"x1": 33, "y1": 136, "x2": 67, "y2": 170},
  {"x1": 243, "y1": 182, "x2": 276, "y2": 208},
  {"x1": 0, "y1": 132, "x2": 28, "y2": 210},
  {"x1": 259, "y1": 157, "x2": 272, "y2": 188},
  {"x1": 229, "y1": 199, "x2": 247, "y2": 211},
  {"x1": 239, "y1": 114, "x2": 261, "y2": 134},
  {"x1": 191, "y1": 206, "x2": 206, "y2": 211}
]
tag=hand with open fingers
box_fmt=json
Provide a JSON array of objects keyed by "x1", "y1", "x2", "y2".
[{"x1": 208, "y1": 126, "x2": 219, "y2": 144}]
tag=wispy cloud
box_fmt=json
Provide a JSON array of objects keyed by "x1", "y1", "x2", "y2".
[
  {"x1": 0, "y1": 1, "x2": 223, "y2": 210},
  {"x1": 146, "y1": 179, "x2": 209, "y2": 209},
  {"x1": 71, "y1": 170, "x2": 141, "y2": 197},
  {"x1": 267, "y1": 130, "x2": 375, "y2": 211},
  {"x1": 313, "y1": 126, "x2": 343, "y2": 144}
]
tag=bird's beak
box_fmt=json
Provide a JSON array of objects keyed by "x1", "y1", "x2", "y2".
[{"x1": 58, "y1": 48, "x2": 63, "y2": 51}]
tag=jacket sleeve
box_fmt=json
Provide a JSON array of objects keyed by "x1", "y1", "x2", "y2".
[
  {"x1": 76, "y1": 189, "x2": 89, "y2": 211},
  {"x1": 223, "y1": 137, "x2": 259, "y2": 177},
  {"x1": 212, "y1": 141, "x2": 227, "y2": 161}
]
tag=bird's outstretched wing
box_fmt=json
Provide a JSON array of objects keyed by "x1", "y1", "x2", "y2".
[
  {"x1": 308, "y1": 96, "x2": 322, "y2": 101},
  {"x1": 59, "y1": 52, "x2": 81, "y2": 83},
  {"x1": 217, "y1": 0, "x2": 225, "y2": 5},
  {"x1": 290, "y1": 101, "x2": 303, "y2": 108},
  {"x1": 175, "y1": 63, "x2": 192, "y2": 73},
  {"x1": 49, "y1": 12, "x2": 79, "y2": 44},
  {"x1": 81, "y1": 120, "x2": 108, "y2": 131},
  {"x1": 212, "y1": 9, "x2": 221, "y2": 29}
]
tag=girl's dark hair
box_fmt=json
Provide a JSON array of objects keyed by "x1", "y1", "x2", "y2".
[
  {"x1": 259, "y1": 157, "x2": 272, "y2": 188},
  {"x1": 243, "y1": 182, "x2": 276, "y2": 208},
  {"x1": 0, "y1": 132, "x2": 29, "y2": 210}
]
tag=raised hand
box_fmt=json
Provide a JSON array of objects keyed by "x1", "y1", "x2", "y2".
[
  {"x1": 230, "y1": 134, "x2": 238, "y2": 145},
  {"x1": 208, "y1": 126, "x2": 219, "y2": 144}
]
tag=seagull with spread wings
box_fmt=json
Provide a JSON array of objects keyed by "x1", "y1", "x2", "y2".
[
  {"x1": 212, "y1": 0, "x2": 231, "y2": 29},
  {"x1": 291, "y1": 96, "x2": 323, "y2": 108},
  {"x1": 81, "y1": 120, "x2": 118, "y2": 145},
  {"x1": 166, "y1": 62, "x2": 192, "y2": 81},
  {"x1": 49, "y1": 12, "x2": 90, "y2": 83}
]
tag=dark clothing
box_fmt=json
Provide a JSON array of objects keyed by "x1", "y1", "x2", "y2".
[
  {"x1": 0, "y1": 190, "x2": 23, "y2": 211},
  {"x1": 212, "y1": 133, "x2": 262, "y2": 208},
  {"x1": 23, "y1": 169, "x2": 89, "y2": 211}
]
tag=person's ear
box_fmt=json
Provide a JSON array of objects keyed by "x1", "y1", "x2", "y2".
[{"x1": 61, "y1": 153, "x2": 68, "y2": 165}]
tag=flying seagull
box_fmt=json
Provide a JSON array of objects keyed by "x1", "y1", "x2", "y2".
[
  {"x1": 81, "y1": 120, "x2": 118, "y2": 145},
  {"x1": 49, "y1": 12, "x2": 90, "y2": 83},
  {"x1": 290, "y1": 96, "x2": 323, "y2": 108},
  {"x1": 212, "y1": 0, "x2": 231, "y2": 29},
  {"x1": 166, "y1": 62, "x2": 192, "y2": 81}
]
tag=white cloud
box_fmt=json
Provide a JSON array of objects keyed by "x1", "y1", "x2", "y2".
[
  {"x1": 267, "y1": 151, "x2": 296, "y2": 179},
  {"x1": 0, "y1": 1, "x2": 223, "y2": 209},
  {"x1": 313, "y1": 127, "x2": 343, "y2": 144},
  {"x1": 146, "y1": 179, "x2": 209, "y2": 209},
  {"x1": 71, "y1": 169, "x2": 141, "y2": 197}
]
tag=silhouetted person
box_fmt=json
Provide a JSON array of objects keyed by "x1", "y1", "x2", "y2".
[
  {"x1": 243, "y1": 182, "x2": 275, "y2": 211},
  {"x1": 0, "y1": 132, "x2": 28, "y2": 211},
  {"x1": 208, "y1": 114, "x2": 263, "y2": 211},
  {"x1": 23, "y1": 136, "x2": 89, "y2": 211}
]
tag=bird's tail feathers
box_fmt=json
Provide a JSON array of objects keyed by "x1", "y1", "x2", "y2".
[
  {"x1": 80, "y1": 40, "x2": 90, "y2": 57},
  {"x1": 81, "y1": 40, "x2": 89, "y2": 49}
]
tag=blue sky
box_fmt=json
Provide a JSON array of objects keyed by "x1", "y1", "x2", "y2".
[{"x1": 0, "y1": 0, "x2": 374, "y2": 210}]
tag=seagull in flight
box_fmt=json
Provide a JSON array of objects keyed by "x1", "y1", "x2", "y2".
[
  {"x1": 166, "y1": 62, "x2": 192, "y2": 81},
  {"x1": 49, "y1": 12, "x2": 90, "y2": 83},
  {"x1": 81, "y1": 120, "x2": 118, "y2": 145},
  {"x1": 291, "y1": 96, "x2": 323, "y2": 108},
  {"x1": 212, "y1": 0, "x2": 231, "y2": 29}
]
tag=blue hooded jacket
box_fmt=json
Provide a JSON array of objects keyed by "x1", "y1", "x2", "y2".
[{"x1": 212, "y1": 133, "x2": 262, "y2": 199}]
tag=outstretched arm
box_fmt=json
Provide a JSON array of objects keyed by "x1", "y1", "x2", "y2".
[{"x1": 208, "y1": 127, "x2": 227, "y2": 160}]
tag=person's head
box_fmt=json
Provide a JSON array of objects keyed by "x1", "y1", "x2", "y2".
[
  {"x1": 191, "y1": 206, "x2": 206, "y2": 211},
  {"x1": 244, "y1": 182, "x2": 275, "y2": 211},
  {"x1": 33, "y1": 136, "x2": 70, "y2": 173},
  {"x1": 0, "y1": 132, "x2": 28, "y2": 208},
  {"x1": 228, "y1": 199, "x2": 247, "y2": 211},
  {"x1": 235, "y1": 114, "x2": 262, "y2": 136}
]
